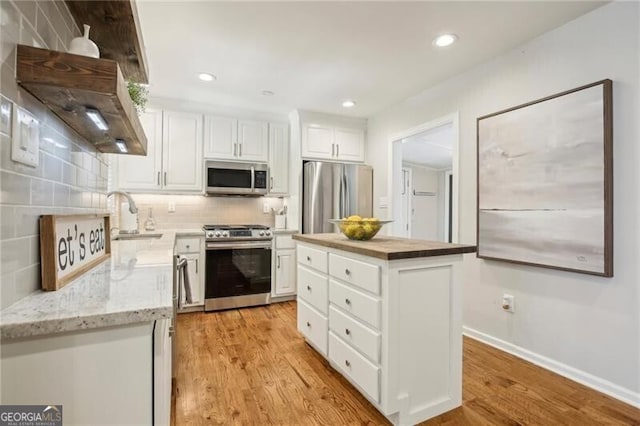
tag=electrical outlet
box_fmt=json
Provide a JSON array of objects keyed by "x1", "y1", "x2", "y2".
[
  {"x1": 501, "y1": 294, "x2": 515, "y2": 313},
  {"x1": 168, "y1": 201, "x2": 176, "y2": 213},
  {"x1": 263, "y1": 202, "x2": 270, "y2": 214}
]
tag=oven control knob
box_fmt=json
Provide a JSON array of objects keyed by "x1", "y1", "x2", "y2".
[
  {"x1": 265, "y1": 231, "x2": 271, "y2": 236},
  {"x1": 206, "y1": 231, "x2": 214, "y2": 239},
  {"x1": 222, "y1": 231, "x2": 229, "y2": 237},
  {"x1": 215, "y1": 231, "x2": 221, "y2": 237},
  {"x1": 259, "y1": 231, "x2": 265, "y2": 236}
]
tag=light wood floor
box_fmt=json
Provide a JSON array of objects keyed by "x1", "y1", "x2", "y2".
[{"x1": 172, "y1": 301, "x2": 640, "y2": 425}]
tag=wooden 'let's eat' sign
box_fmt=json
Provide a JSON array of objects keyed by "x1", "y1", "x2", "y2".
[{"x1": 40, "y1": 214, "x2": 111, "y2": 291}]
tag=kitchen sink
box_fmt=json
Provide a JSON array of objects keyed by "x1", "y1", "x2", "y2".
[{"x1": 112, "y1": 233, "x2": 163, "y2": 241}]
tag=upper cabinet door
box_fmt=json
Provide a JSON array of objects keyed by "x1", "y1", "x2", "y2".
[
  {"x1": 268, "y1": 123, "x2": 289, "y2": 195},
  {"x1": 118, "y1": 109, "x2": 163, "y2": 191},
  {"x1": 301, "y1": 124, "x2": 334, "y2": 160},
  {"x1": 162, "y1": 111, "x2": 203, "y2": 191},
  {"x1": 237, "y1": 119, "x2": 269, "y2": 162},
  {"x1": 203, "y1": 115, "x2": 237, "y2": 160},
  {"x1": 334, "y1": 127, "x2": 365, "y2": 162}
]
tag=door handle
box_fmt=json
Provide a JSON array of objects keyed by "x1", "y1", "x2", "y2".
[
  {"x1": 331, "y1": 143, "x2": 335, "y2": 157},
  {"x1": 239, "y1": 143, "x2": 242, "y2": 157},
  {"x1": 195, "y1": 259, "x2": 198, "y2": 273},
  {"x1": 277, "y1": 255, "x2": 280, "y2": 269},
  {"x1": 270, "y1": 176, "x2": 274, "y2": 190},
  {"x1": 336, "y1": 144, "x2": 340, "y2": 157},
  {"x1": 164, "y1": 172, "x2": 167, "y2": 186},
  {"x1": 233, "y1": 143, "x2": 237, "y2": 156},
  {"x1": 157, "y1": 172, "x2": 160, "y2": 186}
]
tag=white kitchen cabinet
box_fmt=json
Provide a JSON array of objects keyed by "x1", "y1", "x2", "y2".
[
  {"x1": 295, "y1": 240, "x2": 465, "y2": 425},
  {"x1": 268, "y1": 123, "x2": 289, "y2": 195},
  {"x1": 162, "y1": 111, "x2": 204, "y2": 191},
  {"x1": 118, "y1": 109, "x2": 163, "y2": 191},
  {"x1": 154, "y1": 318, "x2": 172, "y2": 426},
  {"x1": 272, "y1": 234, "x2": 296, "y2": 298},
  {"x1": 204, "y1": 115, "x2": 268, "y2": 162},
  {"x1": 274, "y1": 249, "x2": 296, "y2": 296},
  {"x1": 301, "y1": 122, "x2": 365, "y2": 162},
  {"x1": 118, "y1": 110, "x2": 203, "y2": 193},
  {"x1": 2, "y1": 322, "x2": 154, "y2": 425},
  {"x1": 176, "y1": 237, "x2": 204, "y2": 310}
]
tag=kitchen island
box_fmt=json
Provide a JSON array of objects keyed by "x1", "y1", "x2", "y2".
[
  {"x1": 292, "y1": 233, "x2": 476, "y2": 426},
  {"x1": 0, "y1": 229, "x2": 201, "y2": 426}
]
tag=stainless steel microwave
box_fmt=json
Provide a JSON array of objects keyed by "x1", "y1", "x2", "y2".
[{"x1": 205, "y1": 161, "x2": 268, "y2": 196}]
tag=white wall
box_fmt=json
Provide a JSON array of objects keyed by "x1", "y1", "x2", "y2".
[{"x1": 367, "y1": 2, "x2": 639, "y2": 404}]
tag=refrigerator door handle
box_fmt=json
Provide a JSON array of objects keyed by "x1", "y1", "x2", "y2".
[{"x1": 342, "y1": 172, "x2": 349, "y2": 217}]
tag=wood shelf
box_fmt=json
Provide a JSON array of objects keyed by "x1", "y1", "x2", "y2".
[
  {"x1": 16, "y1": 45, "x2": 147, "y2": 155},
  {"x1": 65, "y1": 0, "x2": 149, "y2": 84}
]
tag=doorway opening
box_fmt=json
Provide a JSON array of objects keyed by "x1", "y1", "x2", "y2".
[{"x1": 388, "y1": 113, "x2": 459, "y2": 243}]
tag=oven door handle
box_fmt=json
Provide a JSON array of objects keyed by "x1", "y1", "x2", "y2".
[{"x1": 206, "y1": 241, "x2": 272, "y2": 250}]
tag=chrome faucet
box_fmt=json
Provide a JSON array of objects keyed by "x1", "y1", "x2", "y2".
[{"x1": 106, "y1": 191, "x2": 138, "y2": 214}]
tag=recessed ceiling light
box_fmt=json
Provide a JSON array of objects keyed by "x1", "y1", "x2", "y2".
[
  {"x1": 433, "y1": 34, "x2": 458, "y2": 48},
  {"x1": 342, "y1": 100, "x2": 356, "y2": 108},
  {"x1": 262, "y1": 90, "x2": 274, "y2": 96},
  {"x1": 198, "y1": 73, "x2": 216, "y2": 82}
]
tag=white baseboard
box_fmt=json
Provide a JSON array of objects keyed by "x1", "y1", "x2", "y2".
[{"x1": 463, "y1": 326, "x2": 640, "y2": 409}]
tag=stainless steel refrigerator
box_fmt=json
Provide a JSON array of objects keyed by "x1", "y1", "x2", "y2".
[{"x1": 303, "y1": 161, "x2": 373, "y2": 234}]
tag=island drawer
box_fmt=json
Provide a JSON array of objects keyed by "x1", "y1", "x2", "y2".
[
  {"x1": 329, "y1": 331, "x2": 380, "y2": 403},
  {"x1": 329, "y1": 280, "x2": 381, "y2": 329},
  {"x1": 329, "y1": 305, "x2": 381, "y2": 364},
  {"x1": 329, "y1": 253, "x2": 380, "y2": 295},
  {"x1": 297, "y1": 299, "x2": 328, "y2": 356},
  {"x1": 176, "y1": 238, "x2": 200, "y2": 253},
  {"x1": 298, "y1": 244, "x2": 328, "y2": 273},
  {"x1": 298, "y1": 265, "x2": 329, "y2": 314}
]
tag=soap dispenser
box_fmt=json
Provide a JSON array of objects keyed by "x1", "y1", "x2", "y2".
[{"x1": 144, "y1": 207, "x2": 156, "y2": 231}]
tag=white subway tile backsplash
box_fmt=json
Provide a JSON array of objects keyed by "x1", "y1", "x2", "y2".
[
  {"x1": 0, "y1": 271, "x2": 17, "y2": 309},
  {"x1": 0, "y1": 206, "x2": 15, "y2": 239},
  {"x1": 14, "y1": 206, "x2": 40, "y2": 237},
  {"x1": 1, "y1": 171, "x2": 31, "y2": 204},
  {"x1": 1, "y1": 0, "x2": 108, "y2": 307},
  {"x1": 30, "y1": 178, "x2": 53, "y2": 206},
  {"x1": 1, "y1": 238, "x2": 30, "y2": 274}
]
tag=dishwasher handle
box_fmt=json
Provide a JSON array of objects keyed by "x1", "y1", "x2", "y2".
[{"x1": 176, "y1": 256, "x2": 192, "y2": 308}]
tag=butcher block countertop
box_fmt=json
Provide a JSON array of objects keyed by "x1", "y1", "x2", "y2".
[{"x1": 292, "y1": 233, "x2": 476, "y2": 260}]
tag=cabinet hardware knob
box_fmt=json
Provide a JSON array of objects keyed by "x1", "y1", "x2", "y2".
[
  {"x1": 345, "y1": 268, "x2": 350, "y2": 275},
  {"x1": 306, "y1": 256, "x2": 311, "y2": 261},
  {"x1": 345, "y1": 328, "x2": 351, "y2": 335},
  {"x1": 307, "y1": 285, "x2": 311, "y2": 291},
  {"x1": 306, "y1": 321, "x2": 311, "y2": 327},
  {"x1": 345, "y1": 298, "x2": 351, "y2": 305},
  {"x1": 345, "y1": 360, "x2": 350, "y2": 367}
]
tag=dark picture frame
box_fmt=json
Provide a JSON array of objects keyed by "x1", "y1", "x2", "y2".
[{"x1": 476, "y1": 80, "x2": 613, "y2": 277}]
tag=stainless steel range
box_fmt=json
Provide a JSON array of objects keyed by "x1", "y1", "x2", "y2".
[{"x1": 203, "y1": 225, "x2": 273, "y2": 311}]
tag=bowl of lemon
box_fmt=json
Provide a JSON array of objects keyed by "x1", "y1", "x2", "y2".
[{"x1": 329, "y1": 216, "x2": 392, "y2": 241}]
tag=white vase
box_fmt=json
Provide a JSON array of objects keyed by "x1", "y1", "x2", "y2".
[{"x1": 69, "y1": 24, "x2": 99, "y2": 58}]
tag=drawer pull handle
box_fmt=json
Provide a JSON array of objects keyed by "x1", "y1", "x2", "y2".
[
  {"x1": 306, "y1": 256, "x2": 311, "y2": 261},
  {"x1": 345, "y1": 268, "x2": 350, "y2": 275},
  {"x1": 306, "y1": 321, "x2": 311, "y2": 327},
  {"x1": 345, "y1": 298, "x2": 351, "y2": 305},
  {"x1": 306, "y1": 285, "x2": 311, "y2": 291},
  {"x1": 345, "y1": 328, "x2": 351, "y2": 335},
  {"x1": 345, "y1": 360, "x2": 351, "y2": 367}
]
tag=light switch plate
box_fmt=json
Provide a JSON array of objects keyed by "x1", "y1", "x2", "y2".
[
  {"x1": 379, "y1": 196, "x2": 388, "y2": 209},
  {"x1": 11, "y1": 105, "x2": 39, "y2": 167},
  {"x1": 0, "y1": 95, "x2": 12, "y2": 136}
]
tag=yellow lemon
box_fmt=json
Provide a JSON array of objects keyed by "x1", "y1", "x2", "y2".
[{"x1": 347, "y1": 215, "x2": 362, "y2": 221}]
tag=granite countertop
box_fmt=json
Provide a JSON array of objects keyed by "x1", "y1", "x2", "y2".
[
  {"x1": 0, "y1": 229, "x2": 203, "y2": 340},
  {"x1": 292, "y1": 233, "x2": 477, "y2": 260}
]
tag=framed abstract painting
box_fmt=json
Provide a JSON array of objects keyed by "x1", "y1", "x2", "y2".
[{"x1": 476, "y1": 80, "x2": 613, "y2": 277}]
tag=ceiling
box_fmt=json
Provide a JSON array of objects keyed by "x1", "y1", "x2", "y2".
[
  {"x1": 136, "y1": 1, "x2": 604, "y2": 118},
  {"x1": 402, "y1": 123, "x2": 453, "y2": 169}
]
